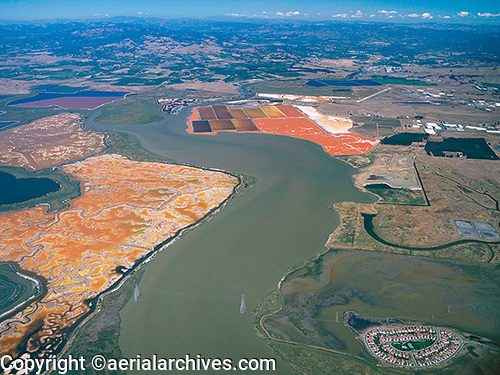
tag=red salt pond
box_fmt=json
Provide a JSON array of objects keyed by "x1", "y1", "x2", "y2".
[
  {"x1": 332, "y1": 133, "x2": 379, "y2": 154},
  {"x1": 254, "y1": 117, "x2": 326, "y2": 135},
  {"x1": 276, "y1": 105, "x2": 306, "y2": 117},
  {"x1": 292, "y1": 134, "x2": 360, "y2": 155},
  {"x1": 187, "y1": 109, "x2": 199, "y2": 133}
]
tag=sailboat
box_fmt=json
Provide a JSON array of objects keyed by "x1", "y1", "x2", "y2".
[
  {"x1": 133, "y1": 284, "x2": 141, "y2": 302},
  {"x1": 240, "y1": 294, "x2": 246, "y2": 314}
]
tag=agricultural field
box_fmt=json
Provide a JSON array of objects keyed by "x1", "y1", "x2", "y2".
[
  {"x1": 0, "y1": 16, "x2": 499, "y2": 375},
  {"x1": 329, "y1": 144, "x2": 500, "y2": 262},
  {"x1": 371, "y1": 76, "x2": 436, "y2": 86},
  {"x1": 350, "y1": 115, "x2": 402, "y2": 138},
  {"x1": 247, "y1": 79, "x2": 352, "y2": 97}
]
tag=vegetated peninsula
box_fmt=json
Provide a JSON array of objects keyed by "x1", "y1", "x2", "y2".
[{"x1": 0, "y1": 116, "x2": 239, "y2": 360}]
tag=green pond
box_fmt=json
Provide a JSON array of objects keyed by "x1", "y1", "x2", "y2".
[
  {"x1": 0, "y1": 263, "x2": 43, "y2": 318},
  {"x1": 0, "y1": 171, "x2": 60, "y2": 205},
  {"x1": 85, "y1": 109, "x2": 499, "y2": 374}
]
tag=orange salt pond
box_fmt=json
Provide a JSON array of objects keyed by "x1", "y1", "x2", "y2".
[{"x1": 0, "y1": 154, "x2": 238, "y2": 357}]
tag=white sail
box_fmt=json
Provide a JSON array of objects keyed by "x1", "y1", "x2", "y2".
[
  {"x1": 134, "y1": 284, "x2": 141, "y2": 302},
  {"x1": 240, "y1": 294, "x2": 246, "y2": 314}
]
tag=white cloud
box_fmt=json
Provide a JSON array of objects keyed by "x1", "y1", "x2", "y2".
[
  {"x1": 227, "y1": 13, "x2": 269, "y2": 18},
  {"x1": 351, "y1": 10, "x2": 363, "y2": 18},
  {"x1": 407, "y1": 13, "x2": 419, "y2": 18},
  {"x1": 378, "y1": 10, "x2": 398, "y2": 15},
  {"x1": 422, "y1": 12, "x2": 433, "y2": 19},
  {"x1": 332, "y1": 13, "x2": 347, "y2": 18},
  {"x1": 276, "y1": 11, "x2": 300, "y2": 17},
  {"x1": 458, "y1": 11, "x2": 469, "y2": 17},
  {"x1": 478, "y1": 12, "x2": 500, "y2": 17},
  {"x1": 369, "y1": 14, "x2": 376, "y2": 18},
  {"x1": 443, "y1": 15, "x2": 451, "y2": 19}
]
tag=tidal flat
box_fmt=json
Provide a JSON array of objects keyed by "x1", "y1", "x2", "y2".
[{"x1": 263, "y1": 249, "x2": 500, "y2": 360}]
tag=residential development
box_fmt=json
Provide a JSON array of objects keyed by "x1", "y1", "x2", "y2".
[{"x1": 364, "y1": 326, "x2": 463, "y2": 368}]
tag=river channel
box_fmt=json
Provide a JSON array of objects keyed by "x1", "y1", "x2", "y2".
[{"x1": 86, "y1": 108, "x2": 373, "y2": 374}]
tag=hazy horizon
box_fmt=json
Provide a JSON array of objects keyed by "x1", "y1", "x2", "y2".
[{"x1": 0, "y1": 0, "x2": 499, "y2": 23}]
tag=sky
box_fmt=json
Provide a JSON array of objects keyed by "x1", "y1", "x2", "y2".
[{"x1": 0, "y1": 0, "x2": 499, "y2": 22}]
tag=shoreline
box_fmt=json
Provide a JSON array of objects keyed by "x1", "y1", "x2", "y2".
[
  {"x1": 0, "y1": 262, "x2": 47, "y2": 322},
  {"x1": 7, "y1": 90, "x2": 134, "y2": 111},
  {"x1": 55, "y1": 154, "x2": 247, "y2": 360}
]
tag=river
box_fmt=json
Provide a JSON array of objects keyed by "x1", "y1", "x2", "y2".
[{"x1": 86, "y1": 108, "x2": 374, "y2": 374}]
